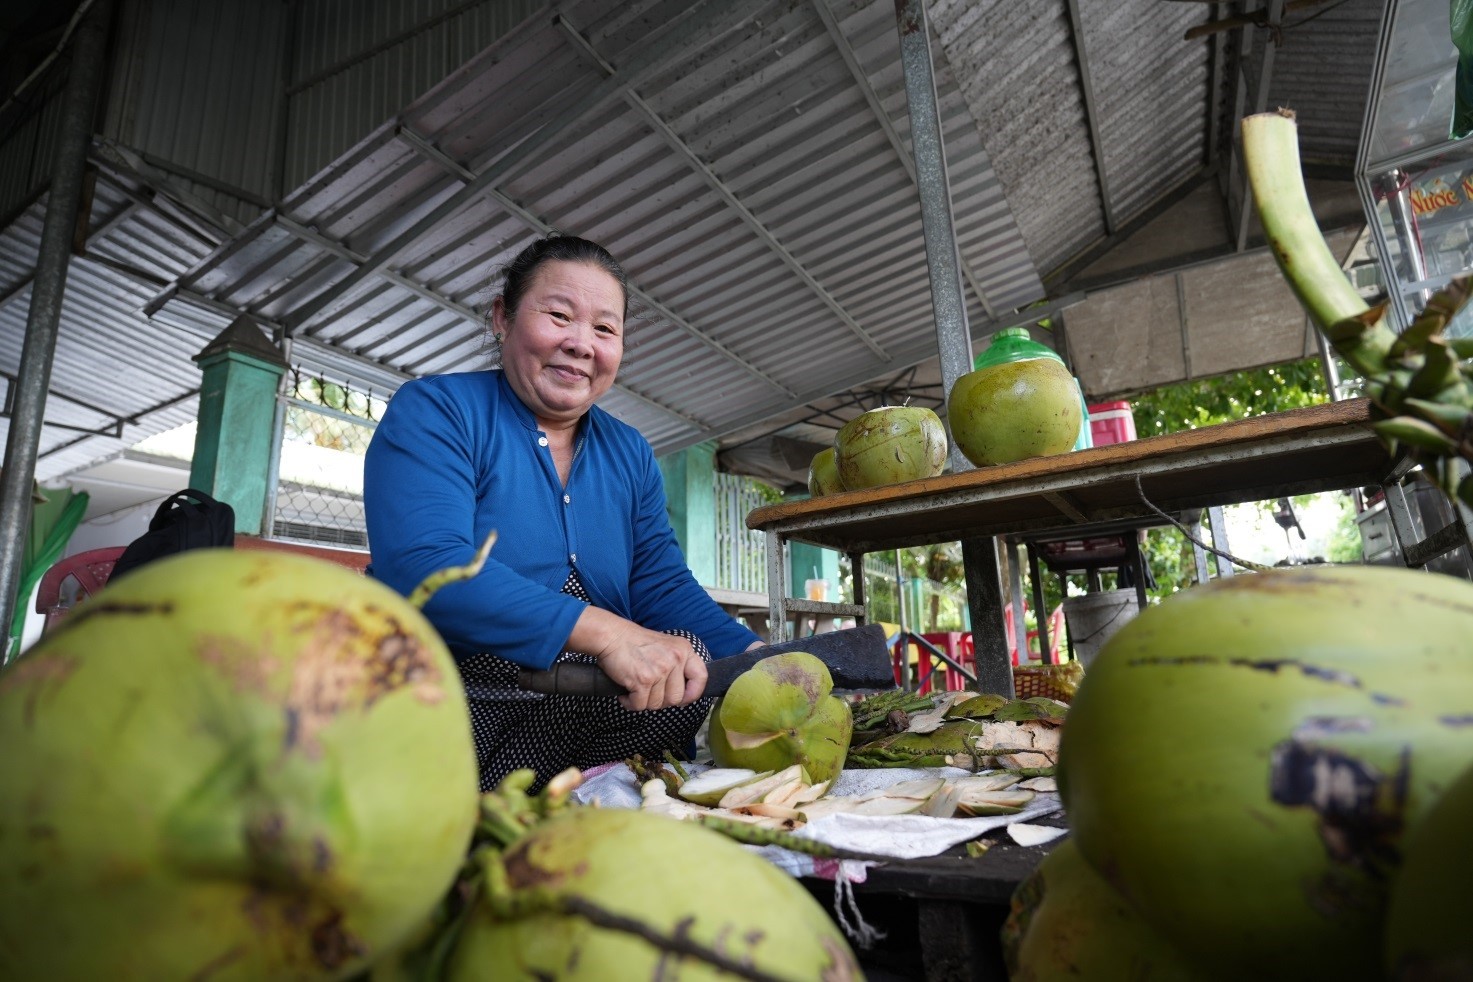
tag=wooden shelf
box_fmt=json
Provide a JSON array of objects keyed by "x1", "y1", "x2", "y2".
[{"x1": 748, "y1": 399, "x2": 1395, "y2": 552}]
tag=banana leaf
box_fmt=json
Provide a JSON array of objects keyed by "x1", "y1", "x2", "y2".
[{"x1": 7, "y1": 486, "x2": 89, "y2": 658}]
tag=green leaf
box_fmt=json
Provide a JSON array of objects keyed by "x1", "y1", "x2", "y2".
[
  {"x1": 1406, "y1": 338, "x2": 1462, "y2": 400},
  {"x1": 1372, "y1": 417, "x2": 1458, "y2": 453},
  {"x1": 1325, "y1": 306, "x2": 1396, "y2": 378},
  {"x1": 1403, "y1": 398, "x2": 1473, "y2": 436}
]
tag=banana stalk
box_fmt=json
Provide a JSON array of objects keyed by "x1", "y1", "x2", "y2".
[{"x1": 1242, "y1": 110, "x2": 1473, "y2": 506}]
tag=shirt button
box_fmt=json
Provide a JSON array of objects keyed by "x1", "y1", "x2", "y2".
[
  {"x1": 570, "y1": 553, "x2": 577, "y2": 563},
  {"x1": 538, "y1": 436, "x2": 548, "y2": 447},
  {"x1": 563, "y1": 494, "x2": 571, "y2": 504}
]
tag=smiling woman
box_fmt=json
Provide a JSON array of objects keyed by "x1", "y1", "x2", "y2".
[{"x1": 363, "y1": 234, "x2": 764, "y2": 793}]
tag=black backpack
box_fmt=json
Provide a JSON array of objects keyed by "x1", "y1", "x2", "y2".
[{"x1": 110, "y1": 489, "x2": 236, "y2": 582}]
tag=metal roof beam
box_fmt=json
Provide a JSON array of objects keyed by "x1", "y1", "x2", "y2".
[
  {"x1": 157, "y1": 277, "x2": 708, "y2": 432},
  {"x1": 809, "y1": 0, "x2": 995, "y2": 320},
  {"x1": 275, "y1": 214, "x2": 484, "y2": 324},
  {"x1": 1065, "y1": 0, "x2": 1117, "y2": 234},
  {"x1": 555, "y1": 14, "x2": 890, "y2": 362},
  {"x1": 35, "y1": 388, "x2": 199, "y2": 464},
  {"x1": 280, "y1": 0, "x2": 742, "y2": 337},
  {"x1": 393, "y1": 125, "x2": 798, "y2": 400},
  {"x1": 1233, "y1": 0, "x2": 1284, "y2": 252},
  {"x1": 0, "y1": 197, "x2": 146, "y2": 315}
]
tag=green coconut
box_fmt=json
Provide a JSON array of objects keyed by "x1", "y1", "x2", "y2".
[
  {"x1": 1384, "y1": 758, "x2": 1473, "y2": 980},
  {"x1": 0, "y1": 550, "x2": 479, "y2": 980},
  {"x1": 442, "y1": 808, "x2": 862, "y2": 980},
  {"x1": 948, "y1": 358, "x2": 1081, "y2": 466},
  {"x1": 708, "y1": 651, "x2": 853, "y2": 785},
  {"x1": 1002, "y1": 838, "x2": 1203, "y2": 981},
  {"x1": 1057, "y1": 565, "x2": 1473, "y2": 981},
  {"x1": 834, "y1": 405, "x2": 947, "y2": 490},
  {"x1": 808, "y1": 446, "x2": 846, "y2": 497}
]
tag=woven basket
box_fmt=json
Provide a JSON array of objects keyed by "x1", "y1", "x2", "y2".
[{"x1": 1013, "y1": 662, "x2": 1085, "y2": 702}]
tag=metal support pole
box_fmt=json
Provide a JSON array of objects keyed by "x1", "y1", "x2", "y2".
[
  {"x1": 895, "y1": 0, "x2": 973, "y2": 474},
  {"x1": 765, "y1": 530, "x2": 791, "y2": 642},
  {"x1": 1314, "y1": 315, "x2": 1342, "y2": 401},
  {"x1": 962, "y1": 536, "x2": 1013, "y2": 696},
  {"x1": 0, "y1": 0, "x2": 114, "y2": 661},
  {"x1": 1207, "y1": 505, "x2": 1235, "y2": 578},
  {"x1": 1006, "y1": 538, "x2": 1027, "y2": 663},
  {"x1": 1380, "y1": 170, "x2": 1432, "y2": 312}
]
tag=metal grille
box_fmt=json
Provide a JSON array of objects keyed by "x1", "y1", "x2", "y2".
[
  {"x1": 862, "y1": 552, "x2": 904, "y2": 625},
  {"x1": 268, "y1": 372, "x2": 384, "y2": 548},
  {"x1": 713, "y1": 472, "x2": 769, "y2": 594},
  {"x1": 857, "y1": 552, "x2": 966, "y2": 631}
]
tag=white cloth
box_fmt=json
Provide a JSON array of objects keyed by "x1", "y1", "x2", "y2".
[{"x1": 572, "y1": 762, "x2": 1064, "y2": 879}]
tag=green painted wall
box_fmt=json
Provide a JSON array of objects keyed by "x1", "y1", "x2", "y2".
[{"x1": 658, "y1": 440, "x2": 717, "y2": 584}]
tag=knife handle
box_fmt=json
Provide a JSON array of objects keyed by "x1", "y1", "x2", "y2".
[{"x1": 516, "y1": 663, "x2": 627, "y2": 698}]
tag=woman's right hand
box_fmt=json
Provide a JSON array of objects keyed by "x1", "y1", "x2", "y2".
[{"x1": 568, "y1": 607, "x2": 708, "y2": 712}]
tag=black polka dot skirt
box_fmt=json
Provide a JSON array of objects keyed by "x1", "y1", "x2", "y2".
[{"x1": 456, "y1": 570, "x2": 715, "y2": 793}]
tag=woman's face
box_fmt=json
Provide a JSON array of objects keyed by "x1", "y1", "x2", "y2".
[{"x1": 494, "y1": 260, "x2": 625, "y2": 427}]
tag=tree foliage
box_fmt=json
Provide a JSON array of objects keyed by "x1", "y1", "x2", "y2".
[
  {"x1": 1128, "y1": 358, "x2": 1331, "y2": 439},
  {"x1": 1124, "y1": 357, "x2": 1342, "y2": 596}
]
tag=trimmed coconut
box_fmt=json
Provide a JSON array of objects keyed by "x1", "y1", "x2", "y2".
[
  {"x1": 675, "y1": 768, "x2": 770, "y2": 807},
  {"x1": 709, "y1": 652, "x2": 853, "y2": 785},
  {"x1": 443, "y1": 808, "x2": 862, "y2": 980},
  {"x1": 0, "y1": 551, "x2": 479, "y2": 980}
]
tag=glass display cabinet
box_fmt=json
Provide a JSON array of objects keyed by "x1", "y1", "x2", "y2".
[{"x1": 1359, "y1": 0, "x2": 1473, "y2": 337}]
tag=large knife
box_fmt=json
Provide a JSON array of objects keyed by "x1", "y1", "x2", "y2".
[{"x1": 515, "y1": 623, "x2": 897, "y2": 698}]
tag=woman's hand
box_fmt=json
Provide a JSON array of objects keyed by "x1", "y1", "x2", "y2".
[{"x1": 568, "y1": 607, "x2": 708, "y2": 712}]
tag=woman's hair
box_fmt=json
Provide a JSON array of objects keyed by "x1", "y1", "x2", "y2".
[{"x1": 499, "y1": 234, "x2": 629, "y2": 321}]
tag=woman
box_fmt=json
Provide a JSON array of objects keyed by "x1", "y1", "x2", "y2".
[{"x1": 364, "y1": 234, "x2": 762, "y2": 791}]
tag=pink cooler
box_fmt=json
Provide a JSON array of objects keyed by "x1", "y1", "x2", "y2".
[{"x1": 1088, "y1": 401, "x2": 1137, "y2": 446}]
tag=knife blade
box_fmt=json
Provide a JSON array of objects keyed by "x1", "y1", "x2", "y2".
[{"x1": 514, "y1": 622, "x2": 897, "y2": 698}]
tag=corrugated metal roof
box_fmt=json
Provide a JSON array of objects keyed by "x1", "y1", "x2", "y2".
[
  {"x1": 154, "y1": 0, "x2": 1042, "y2": 456},
  {"x1": 102, "y1": 0, "x2": 290, "y2": 226},
  {"x1": 285, "y1": 0, "x2": 543, "y2": 190},
  {"x1": 0, "y1": 0, "x2": 1392, "y2": 490},
  {"x1": 1079, "y1": 0, "x2": 1211, "y2": 227},
  {"x1": 0, "y1": 175, "x2": 218, "y2": 480},
  {"x1": 931, "y1": 0, "x2": 1105, "y2": 272},
  {"x1": 1264, "y1": 0, "x2": 1385, "y2": 168}
]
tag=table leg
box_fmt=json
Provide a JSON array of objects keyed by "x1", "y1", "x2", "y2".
[
  {"x1": 766, "y1": 531, "x2": 790, "y2": 643},
  {"x1": 1006, "y1": 539, "x2": 1027, "y2": 663},
  {"x1": 1382, "y1": 480, "x2": 1420, "y2": 568},
  {"x1": 1207, "y1": 506, "x2": 1235, "y2": 578},
  {"x1": 1188, "y1": 510, "x2": 1211, "y2": 583},
  {"x1": 1128, "y1": 534, "x2": 1148, "y2": 609},
  {"x1": 917, "y1": 899, "x2": 1008, "y2": 981},
  {"x1": 962, "y1": 536, "x2": 1014, "y2": 697},
  {"x1": 1026, "y1": 543, "x2": 1050, "y2": 665}
]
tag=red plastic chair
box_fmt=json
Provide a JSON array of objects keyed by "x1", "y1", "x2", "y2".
[
  {"x1": 35, "y1": 546, "x2": 126, "y2": 632},
  {"x1": 1003, "y1": 604, "x2": 1066, "y2": 665}
]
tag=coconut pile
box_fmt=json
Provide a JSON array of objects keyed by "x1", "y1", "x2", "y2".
[
  {"x1": 0, "y1": 548, "x2": 866, "y2": 981},
  {"x1": 1006, "y1": 565, "x2": 1473, "y2": 981}
]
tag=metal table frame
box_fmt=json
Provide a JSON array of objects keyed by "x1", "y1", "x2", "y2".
[{"x1": 749, "y1": 399, "x2": 1468, "y2": 694}]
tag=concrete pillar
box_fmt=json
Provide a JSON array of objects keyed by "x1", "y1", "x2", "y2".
[
  {"x1": 190, "y1": 316, "x2": 287, "y2": 534},
  {"x1": 658, "y1": 440, "x2": 717, "y2": 584}
]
